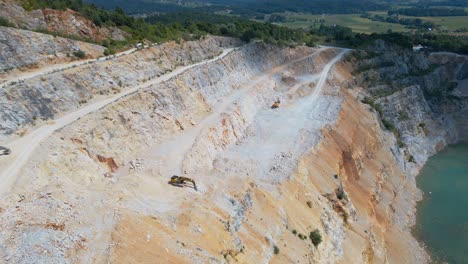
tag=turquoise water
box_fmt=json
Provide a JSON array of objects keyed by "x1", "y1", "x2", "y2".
[{"x1": 415, "y1": 143, "x2": 468, "y2": 264}]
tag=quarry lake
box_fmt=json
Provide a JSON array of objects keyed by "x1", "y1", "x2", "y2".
[{"x1": 414, "y1": 143, "x2": 468, "y2": 264}]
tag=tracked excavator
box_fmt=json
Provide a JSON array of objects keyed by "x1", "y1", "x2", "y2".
[
  {"x1": 169, "y1": 175, "x2": 197, "y2": 191},
  {"x1": 271, "y1": 98, "x2": 280, "y2": 109}
]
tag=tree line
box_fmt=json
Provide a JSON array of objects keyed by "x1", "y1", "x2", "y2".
[
  {"x1": 407, "y1": 0, "x2": 468, "y2": 8},
  {"x1": 10, "y1": 0, "x2": 468, "y2": 55},
  {"x1": 361, "y1": 13, "x2": 437, "y2": 30},
  {"x1": 388, "y1": 7, "x2": 467, "y2": 17},
  {"x1": 145, "y1": 12, "x2": 318, "y2": 46},
  {"x1": 16, "y1": 0, "x2": 319, "y2": 48},
  {"x1": 85, "y1": 0, "x2": 391, "y2": 17}
]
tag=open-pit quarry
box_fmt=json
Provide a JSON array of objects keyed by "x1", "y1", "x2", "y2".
[{"x1": 1, "y1": 30, "x2": 467, "y2": 263}]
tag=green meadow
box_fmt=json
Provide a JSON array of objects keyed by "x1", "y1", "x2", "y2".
[{"x1": 272, "y1": 13, "x2": 411, "y2": 33}]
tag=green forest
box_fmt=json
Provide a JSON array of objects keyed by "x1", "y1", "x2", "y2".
[
  {"x1": 19, "y1": 0, "x2": 320, "y2": 47},
  {"x1": 6, "y1": 0, "x2": 467, "y2": 55},
  {"x1": 388, "y1": 7, "x2": 467, "y2": 17}
]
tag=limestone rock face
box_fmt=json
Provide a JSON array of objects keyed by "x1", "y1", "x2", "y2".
[
  {"x1": 346, "y1": 46, "x2": 468, "y2": 169},
  {"x1": 340, "y1": 47, "x2": 467, "y2": 263},
  {"x1": 0, "y1": 36, "x2": 240, "y2": 138},
  {"x1": 0, "y1": 0, "x2": 126, "y2": 42},
  {"x1": 0, "y1": 26, "x2": 105, "y2": 72},
  {"x1": 0, "y1": 34, "x2": 466, "y2": 264}
]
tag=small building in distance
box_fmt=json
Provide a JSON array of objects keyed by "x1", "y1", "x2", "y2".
[{"x1": 413, "y1": 44, "x2": 425, "y2": 52}]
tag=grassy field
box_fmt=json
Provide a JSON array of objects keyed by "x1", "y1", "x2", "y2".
[
  {"x1": 421, "y1": 17, "x2": 468, "y2": 30},
  {"x1": 267, "y1": 11, "x2": 468, "y2": 35},
  {"x1": 273, "y1": 13, "x2": 411, "y2": 34},
  {"x1": 369, "y1": 11, "x2": 468, "y2": 32}
]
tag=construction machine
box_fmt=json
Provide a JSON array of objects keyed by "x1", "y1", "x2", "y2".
[
  {"x1": 169, "y1": 175, "x2": 197, "y2": 191},
  {"x1": 271, "y1": 98, "x2": 280, "y2": 109}
]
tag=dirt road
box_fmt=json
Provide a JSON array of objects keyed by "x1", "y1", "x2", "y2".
[
  {"x1": 0, "y1": 48, "x2": 137, "y2": 89},
  {"x1": 109, "y1": 48, "x2": 348, "y2": 214}
]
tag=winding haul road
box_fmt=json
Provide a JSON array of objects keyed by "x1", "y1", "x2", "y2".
[
  {"x1": 0, "y1": 48, "x2": 137, "y2": 89},
  {"x1": 0, "y1": 44, "x2": 347, "y2": 197},
  {"x1": 142, "y1": 48, "x2": 348, "y2": 178},
  {"x1": 0, "y1": 47, "x2": 235, "y2": 195},
  {"x1": 114, "y1": 47, "x2": 348, "y2": 214}
]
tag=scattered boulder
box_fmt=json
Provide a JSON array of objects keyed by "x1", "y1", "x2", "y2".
[{"x1": 129, "y1": 159, "x2": 144, "y2": 172}]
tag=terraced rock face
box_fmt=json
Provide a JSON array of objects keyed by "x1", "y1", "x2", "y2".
[
  {"x1": 0, "y1": 36, "x2": 241, "y2": 138},
  {"x1": 0, "y1": 26, "x2": 105, "y2": 73},
  {"x1": 0, "y1": 34, "x2": 465, "y2": 264},
  {"x1": 0, "y1": 0, "x2": 125, "y2": 42}
]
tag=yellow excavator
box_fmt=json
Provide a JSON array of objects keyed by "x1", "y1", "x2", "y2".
[
  {"x1": 169, "y1": 175, "x2": 197, "y2": 191},
  {"x1": 271, "y1": 98, "x2": 280, "y2": 109}
]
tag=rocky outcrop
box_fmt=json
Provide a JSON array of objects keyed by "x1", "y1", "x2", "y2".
[
  {"x1": 339, "y1": 44, "x2": 468, "y2": 263},
  {"x1": 0, "y1": 26, "x2": 105, "y2": 73},
  {"x1": 344, "y1": 45, "x2": 468, "y2": 168},
  {"x1": 0, "y1": 0, "x2": 126, "y2": 42}
]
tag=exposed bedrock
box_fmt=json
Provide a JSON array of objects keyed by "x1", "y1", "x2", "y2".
[
  {"x1": 0, "y1": 26, "x2": 105, "y2": 73},
  {"x1": 0, "y1": 36, "x2": 241, "y2": 138},
  {"x1": 1, "y1": 39, "x2": 466, "y2": 263}
]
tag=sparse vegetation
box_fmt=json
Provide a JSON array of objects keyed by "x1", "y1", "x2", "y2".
[
  {"x1": 361, "y1": 97, "x2": 404, "y2": 148},
  {"x1": 354, "y1": 60, "x2": 396, "y2": 75},
  {"x1": 103, "y1": 48, "x2": 115, "y2": 56},
  {"x1": 273, "y1": 245, "x2": 280, "y2": 254},
  {"x1": 309, "y1": 229, "x2": 322, "y2": 247},
  {"x1": 382, "y1": 118, "x2": 404, "y2": 147},
  {"x1": 361, "y1": 97, "x2": 384, "y2": 116},
  {"x1": 398, "y1": 110, "x2": 410, "y2": 121},
  {"x1": 0, "y1": 16, "x2": 14, "y2": 27},
  {"x1": 409, "y1": 64, "x2": 438, "y2": 77},
  {"x1": 1, "y1": 66, "x2": 14, "y2": 73},
  {"x1": 354, "y1": 63, "x2": 374, "y2": 74},
  {"x1": 292, "y1": 229, "x2": 297, "y2": 235},
  {"x1": 418, "y1": 122, "x2": 428, "y2": 136},
  {"x1": 73, "y1": 50, "x2": 86, "y2": 59},
  {"x1": 361, "y1": 96, "x2": 374, "y2": 105}
]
